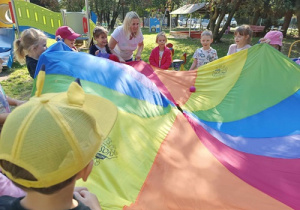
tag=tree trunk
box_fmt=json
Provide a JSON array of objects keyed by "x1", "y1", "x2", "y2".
[
  {"x1": 282, "y1": 10, "x2": 293, "y2": 37},
  {"x1": 251, "y1": 10, "x2": 260, "y2": 25},
  {"x1": 212, "y1": 0, "x2": 242, "y2": 42},
  {"x1": 297, "y1": 13, "x2": 300, "y2": 37}
]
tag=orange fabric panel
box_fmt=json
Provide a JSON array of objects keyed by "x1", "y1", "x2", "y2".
[
  {"x1": 124, "y1": 114, "x2": 290, "y2": 210},
  {"x1": 154, "y1": 69, "x2": 197, "y2": 106}
]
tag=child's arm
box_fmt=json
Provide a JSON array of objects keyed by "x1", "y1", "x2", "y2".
[
  {"x1": 160, "y1": 50, "x2": 172, "y2": 70},
  {"x1": 7, "y1": 97, "x2": 25, "y2": 107},
  {"x1": 89, "y1": 45, "x2": 97, "y2": 56},
  {"x1": 227, "y1": 44, "x2": 235, "y2": 55},
  {"x1": 149, "y1": 49, "x2": 158, "y2": 67},
  {"x1": 189, "y1": 59, "x2": 198, "y2": 70},
  {"x1": 212, "y1": 50, "x2": 218, "y2": 61},
  {"x1": 74, "y1": 189, "x2": 102, "y2": 210}
]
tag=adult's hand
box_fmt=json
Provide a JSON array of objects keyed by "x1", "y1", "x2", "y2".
[
  {"x1": 135, "y1": 41, "x2": 144, "y2": 61},
  {"x1": 135, "y1": 54, "x2": 141, "y2": 61}
]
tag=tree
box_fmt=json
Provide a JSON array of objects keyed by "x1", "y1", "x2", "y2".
[
  {"x1": 208, "y1": 0, "x2": 242, "y2": 42},
  {"x1": 59, "y1": 0, "x2": 85, "y2": 12},
  {"x1": 30, "y1": 0, "x2": 60, "y2": 12},
  {"x1": 90, "y1": 0, "x2": 122, "y2": 31},
  {"x1": 235, "y1": 0, "x2": 299, "y2": 37}
]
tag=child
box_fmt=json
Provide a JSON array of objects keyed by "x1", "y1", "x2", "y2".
[
  {"x1": 0, "y1": 84, "x2": 24, "y2": 128},
  {"x1": 55, "y1": 26, "x2": 81, "y2": 51},
  {"x1": 13, "y1": 28, "x2": 48, "y2": 78},
  {"x1": 259, "y1": 31, "x2": 283, "y2": 51},
  {"x1": 227, "y1": 25, "x2": 253, "y2": 55},
  {"x1": 189, "y1": 30, "x2": 218, "y2": 70},
  {"x1": 0, "y1": 71, "x2": 118, "y2": 210},
  {"x1": 149, "y1": 32, "x2": 172, "y2": 70},
  {"x1": 89, "y1": 26, "x2": 111, "y2": 56},
  {"x1": 89, "y1": 26, "x2": 120, "y2": 62}
]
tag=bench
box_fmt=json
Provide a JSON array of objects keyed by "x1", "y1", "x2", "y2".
[{"x1": 250, "y1": 25, "x2": 265, "y2": 36}]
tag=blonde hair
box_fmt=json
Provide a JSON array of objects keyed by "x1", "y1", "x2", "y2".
[
  {"x1": 156, "y1": 31, "x2": 167, "y2": 43},
  {"x1": 14, "y1": 28, "x2": 47, "y2": 64},
  {"x1": 201, "y1": 30, "x2": 213, "y2": 39},
  {"x1": 123, "y1": 11, "x2": 141, "y2": 39},
  {"x1": 234, "y1": 25, "x2": 253, "y2": 44}
]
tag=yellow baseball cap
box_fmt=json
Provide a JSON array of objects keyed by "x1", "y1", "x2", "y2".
[{"x1": 0, "y1": 71, "x2": 118, "y2": 188}]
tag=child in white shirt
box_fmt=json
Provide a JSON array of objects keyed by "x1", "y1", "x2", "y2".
[{"x1": 189, "y1": 30, "x2": 218, "y2": 70}]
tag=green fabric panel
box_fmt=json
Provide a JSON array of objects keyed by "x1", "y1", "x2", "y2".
[
  {"x1": 193, "y1": 44, "x2": 300, "y2": 122},
  {"x1": 31, "y1": 74, "x2": 172, "y2": 118},
  {"x1": 14, "y1": 0, "x2": 62, "y2": 35}
]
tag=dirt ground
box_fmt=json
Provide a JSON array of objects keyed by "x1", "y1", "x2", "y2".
[{"x1": 0, "y1": 68, "x2": 10, "y2": 81}]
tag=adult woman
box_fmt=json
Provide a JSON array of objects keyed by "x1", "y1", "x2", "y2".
[{"x1": 109, "y1": 11, "x2": 144, "y2": 62}]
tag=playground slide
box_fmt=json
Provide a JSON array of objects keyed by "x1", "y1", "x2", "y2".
[
  {"x1": 0, "y1": 27, "x2": 15, "y2": 69},
  {"x1": 0, "y1": 0, "x2": 96, "y2": 69},
  {"x1": 0, "y1": 0, "x2": 14, "y2": 69},
  {"x1": 0, "y1": 1, "x2": 13, "y2": 28}
]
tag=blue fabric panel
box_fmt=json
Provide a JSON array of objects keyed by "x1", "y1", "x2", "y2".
[
  {"x1": 35, "y1": 42, "x2": 172, "y2": 107},
  {"x1": 196, "y1": 90, "x2": 300, "y2": 138}
]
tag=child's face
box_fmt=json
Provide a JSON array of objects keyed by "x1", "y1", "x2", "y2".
[
  {"x1": 234, "y1": 33, "x2": 249, "y2": 48},
  {"x1": 95, "y1": 33, "x2": 108, "y2": 47},
  {"x1": 157, "y1": 36, "x2": 166, "y2": 47},
  {"x1": 130, "y1": 18, "x2": 140, "y2": 34},
  {"x1": 200, "y1": 35, "x2": 213, "y2": 50},
  {"x1": 35, "y1": 39, "x2": 47, "y2": 58},
  {"x1": 64, "y1": 38, "x2": 76, "y2": 49}
]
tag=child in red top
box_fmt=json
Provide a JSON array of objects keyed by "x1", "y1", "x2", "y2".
[{"x1": 149, "y1": 32, "x2": 172, "y2": 70}]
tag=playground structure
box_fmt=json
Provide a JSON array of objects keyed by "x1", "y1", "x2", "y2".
[
  {"x1": 0, "y1": 0, "x2": 96, "y2": 69},
  {"x1": 169, "y1": 3, "x2": 207, "y2": 39},
  {"x1": 0, "y1": 0, "x2": 14, "y2": 68}
]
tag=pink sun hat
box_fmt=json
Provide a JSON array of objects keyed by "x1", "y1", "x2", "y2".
[
  {"x1": 264, "y1": 31, "x2": 283, "y2": 46},
  {"x1": 55, "y1": 26, "x2": 81, "y2": 40}
]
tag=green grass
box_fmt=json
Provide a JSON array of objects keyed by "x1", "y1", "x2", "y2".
[{"x1": 1, "y1": 28, "x2": 299, "y2": 101}]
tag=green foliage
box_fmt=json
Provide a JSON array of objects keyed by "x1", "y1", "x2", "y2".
[
  {"x1": 59, "y1": 0, "x2": 85, "y2": 12},
  {"x1": 30, "y1": 0, "x2": 60, "y2": 12}
]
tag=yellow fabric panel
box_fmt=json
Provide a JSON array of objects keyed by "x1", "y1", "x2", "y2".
[
  {"x1": 183, "y1": 49, "x2": 248, "y2": 111},
  {"x1": 77, "y1": 108, "x2": 178, "y2": 209}
]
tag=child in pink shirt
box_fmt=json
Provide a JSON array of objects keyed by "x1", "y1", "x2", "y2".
[
  {"x1": 149, "y1": 32, "x2": 172, "y2": 70},
  {"x1": 227, "y1": 25, "x2": 253, "y2": 55}
]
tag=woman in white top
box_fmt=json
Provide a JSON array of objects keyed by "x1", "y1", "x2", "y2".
[{"x1": 109, "y1": 11, "x2": 144, "y2": 62}]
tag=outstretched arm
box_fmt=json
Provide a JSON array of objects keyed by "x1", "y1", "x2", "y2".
[
  {"x1": 108, "y1": 37, "x2": 125, "y2": 62},
  {"x1": 135, "y1": 41, "x2": 144, "y2": 61},
  {"x1": 7, "y1": 97, "x2": 25, "y2": 106},
  {"x1": 189, "y1": 59, "x2": 198, "y2": 70}
]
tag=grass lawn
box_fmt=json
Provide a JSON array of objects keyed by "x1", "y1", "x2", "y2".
[{"x1": 1, "y1": 27, "x2": 299, "y2": 101}]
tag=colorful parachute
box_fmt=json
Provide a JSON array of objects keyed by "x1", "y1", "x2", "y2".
[{"x1": 34, "y1": 42, "x2": 300, "y2": 209}]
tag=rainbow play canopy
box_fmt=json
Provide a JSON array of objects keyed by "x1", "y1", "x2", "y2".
[{"x1": 34, "y1": 42, "x2": 300, "y2": 209}]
